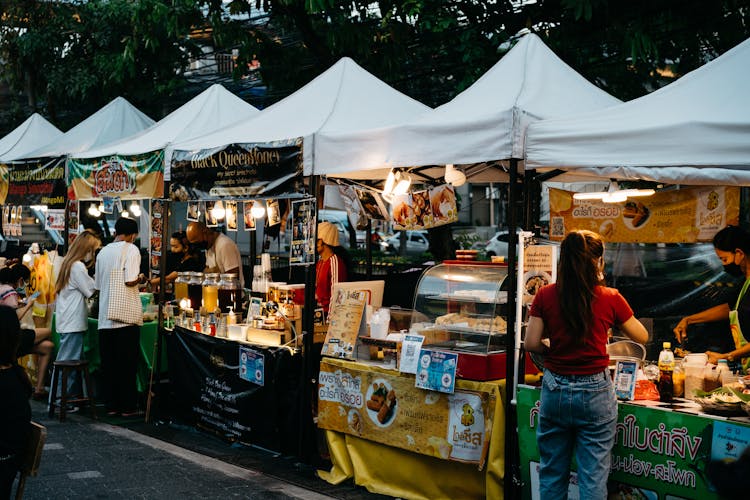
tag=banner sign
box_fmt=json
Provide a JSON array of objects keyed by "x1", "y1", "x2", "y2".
[
  {"x1": 289, "y1": 199, "x2": 316, "y2": 265},
  {"x1": 517, "y1": 385, "x2": 750, "y2": 499},
  {"x1": 414, "y1": 349, "x2": 458, "y2": 394},
  {"x1": 169, "y1": 140, "x2": 302, "y2": 199},
  {"x1": 67, "y1": 151, "x2": 165, "y2": 200},
  {"x1": 548, "y1": 186, "x2": 740, "y2": 243},
  {"x1": 166, "y1": 327, "x2": 302, "y2": 454},
  {"x1": 318, "y1": 359, "x2": 495, "y2": 467},
  {"x1": 2, "y1": 157, "x2": 67, "y2": 208},
  {"x1": 392, "y1": 184, "x2": 458, "y2": 231},
  {"x1": 239, "y1": 346, "x2": 265, "y2": 386}
]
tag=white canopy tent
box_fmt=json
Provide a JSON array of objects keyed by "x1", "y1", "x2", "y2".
[
  {"x1": 19, "y1": 97, "x2": 154, "y2": 159},
  {"x1": 525, "y1": 36, "x2": 750, "y2": 185},
  {"x1": 171, "y1": 57, "x2": 431, "y2": 174},
  {"x1": 0, "y1": 113, "x2": 63, "y2": 161},
  {"x1": 71, "y1": 84, "x2": 259, "y2": 179},
  {"x1": 312, "y1": 33, "x2": 621, "y2": 181}
]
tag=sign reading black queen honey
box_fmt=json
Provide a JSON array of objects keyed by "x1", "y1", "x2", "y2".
[{"x1": 170, "y1": 139, "x2": 302, "y2": 199}]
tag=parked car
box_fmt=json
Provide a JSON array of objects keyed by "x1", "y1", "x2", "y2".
[
  {"x1": 380, "y1": 231, "x2": 430, "y2": 255},
  {"x1": 485, "y1": 231, "x2": 510, "y2": 257}
]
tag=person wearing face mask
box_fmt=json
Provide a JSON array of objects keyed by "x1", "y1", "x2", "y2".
[
  {"x1": 95, "y1": 217, "x2": 147, "y2": 417},
  {"x1": 0, "y1": 264, "x2": 54, "y2": 399},
  {"x1": 149, "y1": 231, "x2": 204, "y2": 292},
  {"x1": 54, "y1": 230, "x2": 101, "y2": 401},
  {"x1": 674, "y1": 225, "x2": 750, "y2": 367},
  {"x1": 186, "y1": 221, "x2": 244, "y2": 288}
]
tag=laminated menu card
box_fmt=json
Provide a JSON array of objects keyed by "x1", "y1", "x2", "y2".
[{"x1": 321, "y1": 289, "x2": 368, "y2": 359}]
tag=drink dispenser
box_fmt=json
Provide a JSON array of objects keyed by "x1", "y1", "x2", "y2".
[
  {"x1": 202, "y1": 273, "x2": 220, "y2": 313},
  {"x1": 174, "y1": 272, "x2": 189, "y2": 303},
  {"x1": 187, "y1": 271, "x2": 204, "y2": 311},
  {"x1": 219, "y1": 273, "x2": 242, "y2": 315}
]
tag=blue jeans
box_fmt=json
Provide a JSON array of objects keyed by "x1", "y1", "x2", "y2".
[
  {"x1": 56, "y1": 331, "x2": 86, "y2": 397},
  {"x1": 537, "y1": 368, "x2": 616, "y2": 500}
]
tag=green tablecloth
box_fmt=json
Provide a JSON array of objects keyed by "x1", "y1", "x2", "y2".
[{"x1": 51, "y1": 315, "x2": 167, "y2": 392}]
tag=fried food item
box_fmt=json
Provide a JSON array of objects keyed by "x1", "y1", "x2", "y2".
[{"x1": 427, "y1": 436, "x2": 453, "y2": 459}]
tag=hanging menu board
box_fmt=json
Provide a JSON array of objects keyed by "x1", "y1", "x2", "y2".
[{"x1": 321, "y1": 289, "x2": 368, "y2": 359}]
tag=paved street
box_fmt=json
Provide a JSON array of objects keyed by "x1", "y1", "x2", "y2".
[{"x1": 20, "y1": 401, "x2": 387, "y2": 500}]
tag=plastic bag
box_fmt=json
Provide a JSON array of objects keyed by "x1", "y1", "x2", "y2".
[{"x1": 634, "y1": 379, "x2": 660, "y2": 401}]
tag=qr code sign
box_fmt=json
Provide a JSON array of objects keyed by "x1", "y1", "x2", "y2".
[{"x1": 550, "y1": 217, "x2": 565, "y2": 238}]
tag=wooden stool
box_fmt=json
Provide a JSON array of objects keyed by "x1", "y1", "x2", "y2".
[{"x1": 48, "y1": 360, "x2": 97, "y2": 422}]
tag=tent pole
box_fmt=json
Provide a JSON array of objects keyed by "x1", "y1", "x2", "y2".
[
  {"x1": 366, "y1": 218, "x2": 372, "y2": 280},
  {"x1": 300, "y1": 175, "x2": 320, "y2": 461},
  {"x1": 504, "y1": 159, "x2": 521, "y2": 499}
]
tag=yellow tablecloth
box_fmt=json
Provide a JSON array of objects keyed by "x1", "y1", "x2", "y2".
[{"x1": 317, "y1": 358, "x2": 508, "y2": 500}]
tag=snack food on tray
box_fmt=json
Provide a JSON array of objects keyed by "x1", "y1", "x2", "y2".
[{"x1": 434, "y1": 312, "x2": 507, "y2": 333}]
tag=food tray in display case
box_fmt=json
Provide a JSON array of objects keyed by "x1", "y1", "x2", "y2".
[{"x1": 410, "y1": 261, "x2": 510, "y2": 355}]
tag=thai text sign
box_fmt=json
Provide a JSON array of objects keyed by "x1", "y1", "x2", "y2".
[
  {"x1": 67, "y1": 151, "x2": 165, "y2": 200},
  {"x1": 549, "y1": 186, "x2": 740, "y2": 243},
  {"x1": 2, "y1": 157, "x2": 67, "y2": 208},
  {"x1": 516, "y1": 385, "x2": 750, "y2": 499},
  {"x1": 318, "y1": 359, "x2": 495, "y2": 467},
  {"x1": 170, "y1": 140, "x2": 302, "y2": 198}
]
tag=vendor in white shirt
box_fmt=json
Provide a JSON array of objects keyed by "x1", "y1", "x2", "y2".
[{"x1": 186, "y1": 221, "x2": 245, "y2": 288}]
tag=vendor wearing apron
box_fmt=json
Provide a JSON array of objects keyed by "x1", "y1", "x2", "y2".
[{"x1": 674, "y1": 225, "x2": 750, "y2": 369}]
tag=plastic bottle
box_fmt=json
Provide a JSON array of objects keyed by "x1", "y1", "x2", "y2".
[
  {"x1": 717, "y1": 359, "x2": 732, "y2": 386},
  {"x1": 658, "y1": 342, "x2": 675, "y2": 402}
]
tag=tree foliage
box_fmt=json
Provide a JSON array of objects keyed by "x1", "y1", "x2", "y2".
[{"x1": 1, "y1": 0, "x2": 749, "y2": 135}]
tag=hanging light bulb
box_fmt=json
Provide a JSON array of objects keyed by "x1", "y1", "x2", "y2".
[
  {"x1": 129, "y1": 201, "x2": 142, "y2": 217},
  {"x1": 250, "y1": 200, "x2": 266, "y2": 219},
  {"x1": 88, "y1": 204, "x2": 101, "y2": 217},
  {"x1": 444, "y1": 164, "x2": 466, "y2": 187},
  {"x1": 121, "y1": 210, "x2": 130, "y2": 218},
  {"x1": 382, "y1": 170, "x2": 397, "y2": 196},
  {"x1": 211, "y1": 200, "x2": 226, "y2": 220}
]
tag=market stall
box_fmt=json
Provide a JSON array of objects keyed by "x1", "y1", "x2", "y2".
[
  {"x1": 309, "y1": 33, "x2": 624, "y2": 499},
  {"x1": 516, "y1": 385, "x2": 750, "y2": 499},
  {"x1": 515, "y1": 36, "x2": 750, "y2": 499},
  {"x1": 164, "y1": 56, "x2": 433, "y2": 454}
]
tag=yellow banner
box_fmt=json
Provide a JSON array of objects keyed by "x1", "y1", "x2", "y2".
[
  {"x1": 317, "y1": 359, "x2": 495, "y2": 467},
  {"x1": 549, "y1": 186, "x2": 740, "y2": 243}
]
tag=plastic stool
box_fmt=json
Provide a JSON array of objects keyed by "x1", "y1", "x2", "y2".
[{"x1": 48, "y1": 360, "x2": 97, "y2": 422}]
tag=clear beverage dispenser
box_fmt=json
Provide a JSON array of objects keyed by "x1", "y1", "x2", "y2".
[{"x1": 218, "y1": 273, "x2": 242, "y2": 315}]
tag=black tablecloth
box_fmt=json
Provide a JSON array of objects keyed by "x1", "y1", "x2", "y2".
[{"x1": 166, "y1": 326, "x2": 302, "y2": 454}]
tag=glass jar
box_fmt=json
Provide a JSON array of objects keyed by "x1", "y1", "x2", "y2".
[
  {"x1": 174, "y1": 272, "x2": 190, "y2": 304},
  {"x1": 187, "y1": 271, "x2": 204, "y2": 311},
  {"x1": 202, "y1": 273, "x2": 220, "y2": 313},
  {"x1": 218, "y1": 273, "x2": 242, "y2": 314}
]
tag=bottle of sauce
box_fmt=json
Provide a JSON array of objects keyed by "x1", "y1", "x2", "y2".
[{"x1": 658, "y1": 342, "x2": 675, "y2": 402}]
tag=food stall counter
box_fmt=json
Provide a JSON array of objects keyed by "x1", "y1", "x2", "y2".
[
  {"x1": 316, "y1": 357, "x2": 527, "y2": 499},
  {"x1": 516, "y1": 384, "x2": 750, "y2": 499}
]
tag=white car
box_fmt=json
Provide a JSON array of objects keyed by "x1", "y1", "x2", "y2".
[
  {"x1": 380, "y1": 231, "x2": 430, "y2": 255},
  {"x1": 485, "y1": 231, "x2": 510, "y2": 257}
]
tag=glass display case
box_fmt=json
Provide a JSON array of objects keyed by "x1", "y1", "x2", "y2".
[{"x1": 410, "y1": 261, "x2": 509, "y2": 354}]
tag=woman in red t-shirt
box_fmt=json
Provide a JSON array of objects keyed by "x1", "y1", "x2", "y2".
[{"x1": 525, "y1": 230, "x2": 648, "y2": 499}]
